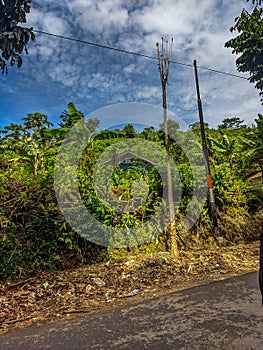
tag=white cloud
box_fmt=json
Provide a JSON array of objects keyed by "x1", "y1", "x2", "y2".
[
  {"x1": 66, "y1": 0, "x2": 129, "y2": 36},
  {"x1": 123, "y1": 63, "x2": 137, "y2": 75},
  {"x1": 135, "y1": 86, "x2": 160, "y2": 100},
  {"x1": 28, "y1": 10, "x2": 71, "y2": 36},
  {"x1": 132, "y1": 0, "x2": 210, "y2": 36},
  {"x1": 0, "y1": 0, "x2": 261, "y2": 131}
]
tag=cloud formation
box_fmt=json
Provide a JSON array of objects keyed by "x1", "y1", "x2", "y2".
[{"x1": 0, "y1": 0, "x2": 261, "y2": 130}]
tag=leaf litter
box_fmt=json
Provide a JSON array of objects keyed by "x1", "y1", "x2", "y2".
[{"x1": 0, "y1": 241, "x2": 260, "y2": 336}]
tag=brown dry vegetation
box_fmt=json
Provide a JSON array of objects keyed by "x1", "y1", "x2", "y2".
[{"x1": 0, "y1": 240, "x2": 260, "y2": 337}]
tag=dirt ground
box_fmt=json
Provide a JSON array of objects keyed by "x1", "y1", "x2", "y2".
[{"x1": 0, "y1": 241, "x2": 260, "y2": 336}]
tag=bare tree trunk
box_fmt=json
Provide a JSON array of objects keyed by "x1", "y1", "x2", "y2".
[
  {"x1": 162, "y1": 83, "x2": 178, "y2": 258},
  {"x1": 259, "y1": 162, "x2": 263, "y2": 182}
]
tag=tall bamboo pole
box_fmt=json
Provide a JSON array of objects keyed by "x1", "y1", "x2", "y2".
[{"x1": 157, "y1": 38, "x2": 178, "y2": 258}]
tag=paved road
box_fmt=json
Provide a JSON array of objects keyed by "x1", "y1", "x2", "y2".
[{"x1": 1, "y1": 272, "x2": 262, "y2": 350}]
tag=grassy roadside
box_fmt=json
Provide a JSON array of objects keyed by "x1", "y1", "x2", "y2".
[{"x1": 0, "y1": 240, "x2": 260, "y2": 336}]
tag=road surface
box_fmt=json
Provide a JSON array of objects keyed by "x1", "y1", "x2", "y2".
[{"x1": 0, "y1": 271, "x2": 262, "y2": 349}]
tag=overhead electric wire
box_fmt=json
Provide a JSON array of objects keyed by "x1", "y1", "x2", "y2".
[
  {"x1": 33, "y1": 29, "x2": 248, "y2": 81},
  {"x1": 197, "y1": 65, "x2": 247, "y2": 80},
  {"x1": 33, "y1": 30, "x2": 158, "y2": 61}
]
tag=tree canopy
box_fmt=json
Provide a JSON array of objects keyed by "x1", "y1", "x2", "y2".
[
  {"x1": 159, "y1": 119, "x2": 179, "y2": 138},
  {"x1": 225, "y1": 6, "x2": 263, "y2": 104},
  {"x1": 123, "y1": 124, "x2": 136, "y2": 138},
  {"x1": 247, "y1": 0, "x2": 262, "y2": 5},
  {"x1": 218, "y1": 117, "x2": 245, "y2": 130},
  {"x1": 0, "y1": 0, "x2": 35, "y2": 74}
]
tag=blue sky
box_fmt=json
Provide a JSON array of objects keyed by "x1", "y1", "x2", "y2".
[{"x1": 0, "y1": 0, "x2": 262, "y2": 131}]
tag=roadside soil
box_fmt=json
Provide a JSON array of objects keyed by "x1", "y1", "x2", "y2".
[{"x1": 0, "y1": 241, "x2": 260, "y2": 336}]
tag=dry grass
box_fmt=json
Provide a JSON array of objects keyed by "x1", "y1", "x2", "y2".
[{"x1": 0, "y1": 240, "x2": 260, "y2": 336}]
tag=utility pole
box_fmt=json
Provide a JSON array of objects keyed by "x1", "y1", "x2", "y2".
[
  {"x1": 193, "y1": 60, "x2": 220, "y2": 237},
  {"x1": 157, "y1": 38, "x2": 178, "y2": 259}
]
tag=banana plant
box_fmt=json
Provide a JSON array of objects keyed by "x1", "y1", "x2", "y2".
[
  {"x1": 43, "y1": 102, "x2": 88, "y2": 144},
  {"x1": 0, "y1": 113, "x2": 54, "y2": 176},
  {"x1": 239, "y1": 114, "x2": 263, "y2": 179},
  {"x1": 209, "y1": 133, "x2": 236, "y2": 176}
]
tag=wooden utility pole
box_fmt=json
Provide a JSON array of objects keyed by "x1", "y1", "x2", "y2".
[
  {"x1": 157, "y1": 38, "x2": 178, "y2": 259},
  {"x1": 193, "y1": 60, "x2": 220, "y2": 237}
]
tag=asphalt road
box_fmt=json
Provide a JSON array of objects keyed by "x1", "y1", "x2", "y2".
[{"x1": 0, "y1": 272, "x2": 262, "y2": 350}]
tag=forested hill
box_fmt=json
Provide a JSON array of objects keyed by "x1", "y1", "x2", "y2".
[{"x1": 0, "y1": 103, "x2": 262, "y2": 281}]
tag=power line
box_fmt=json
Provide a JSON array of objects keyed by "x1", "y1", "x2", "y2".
[
  {"x1": 197, "y1": 65, "x2": 247, "y2": 80},
  {"x1": 34, "y1": 30, "x2": 158, "y2": 61},
  {"x1": 34, "y1": 29, "x2": 248, "y2": 81}
]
